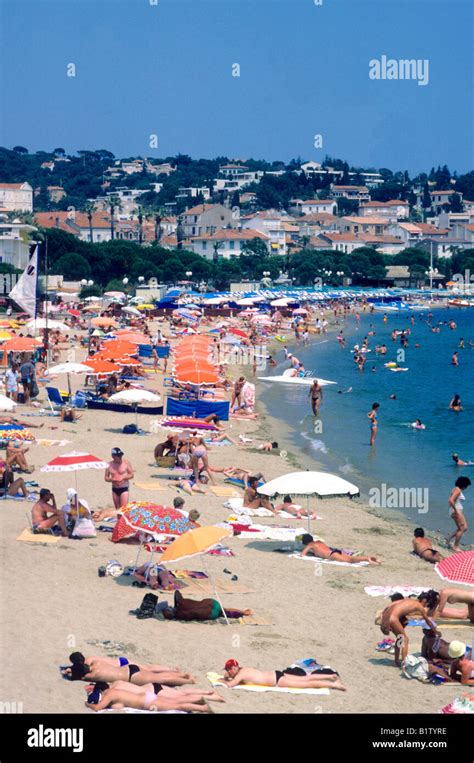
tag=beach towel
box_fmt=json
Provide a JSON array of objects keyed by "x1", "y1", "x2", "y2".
[
  {"x1": 224, "y1": 477, "x2": 264, "y2": 489},
  {"x1": 160, "y1": 417, "x2": 219, "y2": 431},
  {"x1": 210, "y1": 486, "x2": 240, "y2": 498},
  {"x1": 290, "y1": 553, "x2": 369, "y2": 567},
  {"x1": 16, "y1": 528, "x2": 60, "y2": 544},
  {"x1": 226, "y1": 503, "x2": 274, "y2": 517},
  {"x1": 135, "y1": 481, "x2": 166, "y2": 491},
  {"x1": 207, "y1": 544, "x2": 234, "y2": 557},
  {"x1": 441, "y1": 694, "x2": 474, "y2": 714},
  {"x1": 35, "y1": 439, "x2": 72, "y2": 447},
  {"x1": 278, "y1": 510, "x2": 323, "y2": 520},
  {"x1": 364, "y1": 586, "x2": 429, "y2": 598},
  {"x1": 206, "y1": 673, "x2": 330, "y2": 695},
  {"x1": 241, "y1": 382, "x2": 255, "y2": 412}
]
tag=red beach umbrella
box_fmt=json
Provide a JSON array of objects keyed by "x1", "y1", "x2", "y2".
[{"x1": 435, "y1": 551, "x2": 474, "y2": 586}]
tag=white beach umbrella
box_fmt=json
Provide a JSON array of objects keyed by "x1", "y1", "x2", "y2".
[
  {"x1": 0, "y1": 394, "x2": 17, "y2": 412},
  {"x1": 270, "y1": 298, "x2": 290, "y2": 307},
  {"x1": 122, "y1": 306, "x2": 141, "y2": 317},
  {"x1": 258, "y1": 471, "x2": 359, "y2": 531},
  {"x1": 104, "y1": 291, "x2": 126, "y2": 299},
  {"x1": 109, "y1": 389, "x2": 161, "y2": 430},
  {"x1": 26, "y1": 318, "x2": 69, "y2": 332},
  {"x1": 45, "y1": 361, "x2": 93, "y2": 397}
]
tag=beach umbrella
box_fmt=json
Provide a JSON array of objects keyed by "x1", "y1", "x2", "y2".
[
  {"x1": 115, "y1": 356, "x2": 142, "y2": 367},
  {"x1": 68, "y1": 309, "x2": 81, "y2": 318},
  {"x1": 204, "y1": 297, "x2": 226, "y2": 305},
  {"x1": 26, "y1": 318, "x2": 69, "y2": 332},
  {"x1": 84, "y1": 358, "x2": 121, "y2": 375},
  {"x1": 270, "y1": 298, "x2": 290, "y2": 307},
  {"x1": 137, "y1": 303, "x2": 154, "y2": 311},
  {"x1": 0, "y1": 394, "x2": 17, "y2": 412},
  {"x1": 292, "y1": 308, "x2": 308, "y2": 315},
  {"x1": 258, "y1": 471, "x2": 360, "y2": 532},
  {"x1": 114, "y1": 332, "x2": 149, "y2": 344},
  {"x1": 122, "y1": 306, "x2": 141, "y2": 317},
  {"x1": 3, "y1": 336, "x2": 41, "y2": 352},
  {"x1": 100, "y1": 340, "x2": 137, "y2": 357},
  {"x1": 104, "y1": 291, "x2": 126, "y2": 299},
  {"x1": 91, "y1": 317, "x2": 118, "y2": 328},
  {"x1": 160, "y1": 525, "x2": 233, "y2": 624},
  {"x1": 229, "y1": 328, "x2": 248, "y2": 339},
  {"x1": 45, "y1": 361, "x2": 93, "y2": 397},
  {"x1": 174, "y1": 368, "x2": 219, "y2": 385},
  {"x1": 0, "y1": 331, "x2": 13, "y2": 342},
  {"x1": 41, "y1": 451, "x2": 109, "y2": 490},
  {"x1": 220, "y1": 335, "x2": 241, "y2": 345},
  {"x1": 435, "y1": 551, "x2": 474, "y2": 587},
  {"x1": 109, "y1": 388, "x2": 161, "y2": 429},
  {"x1": 117, "y1": 502, "x2": 196, "y2": 541}
]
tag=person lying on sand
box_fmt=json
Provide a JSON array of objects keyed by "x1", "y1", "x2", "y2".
[
  {"x1": 221, "y1": 658, "x2": 346, "y2": 691},
  {"x1": 162, "y1": 590, "x2": 252, "y2": 622},
  {"x1": 380, "y1": 590, "x2": 440, "y2": 668},
  {"x1": 133, "y1": 563, "x2": 173, "y2": 590},
  {"x1": 0, "y1": 415, "x2": 43, "y2": 429},
  {"x1": 71, "y1": 652, "x2": 178, "y2": 673},
  {"x1": 301, "y1": 534, "x2": 381, "y2": 564},
  {"x1": 412, "y1": 528, "x2": 443, "y2": 563},
  {"x1": 85, "y1": 681, "x2": 220, "y2": 713},
  {"x1": 275, "y1": 495, "x2": 319, "y2": 519},
  {"x1": 61, "y1": 653, "x2": 194, "y2": 686},
  {"x1": 436, "y1": 588, "x2": 474, "y2": 622}
]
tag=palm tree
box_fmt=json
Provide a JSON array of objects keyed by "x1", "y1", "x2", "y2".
[
  {"x1": 133, "y1": 206, "x2": 144, "y2": 244},
  {"x1": 108, "y1": 194, "x2": 121, "y2": 240},
  {"x1": 84, "y1": 201, "x2": 95, "y2": 244},
  {"x1": 153, "y1": 206, "x2": 167, "y2": 243}
]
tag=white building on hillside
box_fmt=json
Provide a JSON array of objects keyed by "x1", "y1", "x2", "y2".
[
  {"x1": 0, "y1": 183, "x2": 33, "y2": 212},
  {"x1": 0, "y1": 221, "x2": 37, "y2": 269},
  {"x1": 190, "y1": 228, "x2": 269, "y2": 260}
]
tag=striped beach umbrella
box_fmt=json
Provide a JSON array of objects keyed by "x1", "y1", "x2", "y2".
[
  {"x1": 435, "y1": 551, "x2": 474, "y2": 587},
  {"x1": 41, "y1": 451, "x2": 109, "y2": 472}
]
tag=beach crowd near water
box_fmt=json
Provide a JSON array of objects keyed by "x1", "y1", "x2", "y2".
[{"x1": 0, "y1": 291, "x2": 473, "y2": 715}]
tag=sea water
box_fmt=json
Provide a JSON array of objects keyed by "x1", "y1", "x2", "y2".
[{"x1": 262, "y1": 307, "x2": 474, "y2": 539}]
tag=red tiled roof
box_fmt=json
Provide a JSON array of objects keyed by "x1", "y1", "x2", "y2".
[
  {"x1": 0, "y1": 183, "x2": 29, "y2": 189},
  {"x1": 300, "y1": 199, "x2": 335, "y2": 205},
  {"x1": 182, "y1": 204, "x2": 220, "y2": 216},
  {"x1": 195, "y1": 228, "x2": 269, "y2": 241}
]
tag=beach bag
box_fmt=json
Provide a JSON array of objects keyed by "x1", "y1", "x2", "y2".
[
  {"x1": 72, "y1": 516, "x2": 96, "y2": 538},
  {"x1": 123, "y1": 423, "x2": 138, "y2": 434},
  {"x1": 105, "y1": 560, "x2": 124, "y2": 577},
  {"x1": 402, "y1": 655, "x2": 430, "y2": 682}
]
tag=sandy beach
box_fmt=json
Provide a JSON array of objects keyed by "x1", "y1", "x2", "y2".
[{"x1": 1, "y1": 316, "x2": 472, "y2": 716}]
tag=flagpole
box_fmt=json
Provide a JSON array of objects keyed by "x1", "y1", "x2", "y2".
[{"x1": 44, "y1": 238, "x2": 49, "y2": 369}]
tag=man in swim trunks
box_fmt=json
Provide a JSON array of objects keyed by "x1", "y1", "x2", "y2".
[
  {"x1": 301, "y1": 534, "x2": 381, "y2": 565},
  {"x1": 380, "y1": 590, "x2": 440, "y2": 667},
  {"x1": 221, "y1": 659, "x2": 346, "y2": 691},
  {"x1": 105, "y1": 447, "x2": 134, "y2": 508},
  {"x1": 307, "y1": 379, "x2": 323, "y2": 416},
  {"x1": 412, "y1": 528, "x2": 443, "y2": 563},
  {"x1": 31, "y1": 489, "x2": 68, "y2": 536},
  {"x1": 437, "y1": 588, "x2": 474, "y2": 623},
  {"x1": 243, "y1": 476, "x2": 274, "y2": 511}
]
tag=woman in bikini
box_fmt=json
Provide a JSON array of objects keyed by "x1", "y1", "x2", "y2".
[
  {"x1": 368, "y1": 402, "x2": 380, "y2": 446},
  {"x1": 446, "y1": 476, "x2": 471, "y2": 551},
  {"x1": 301, "y1": 534, "x2": 381, "y2": 564},
  {"x1": 85, "y1": 681, "x2": 222, "y2": 713},
  {"x1": 62, "y1": 652, "x2": 194, "y2": 686}
]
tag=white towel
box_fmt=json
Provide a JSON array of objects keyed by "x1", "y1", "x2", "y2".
[
  {"x1": 290, "y1": 553, "x2": 369, "y2": 567},
  {"x1": 207, "y1": 673, "x2": 329, "y2": 695}
]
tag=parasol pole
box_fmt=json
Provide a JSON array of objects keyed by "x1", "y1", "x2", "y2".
[{"x1": 203, "y1": 557, "x2": 230, "y2": 626}]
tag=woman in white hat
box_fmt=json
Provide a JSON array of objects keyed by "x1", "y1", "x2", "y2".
[{"x1": 448, "y1": 641, "x2": 474, "y2": 685}]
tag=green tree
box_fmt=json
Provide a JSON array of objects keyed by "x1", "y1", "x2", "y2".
[{"x1": 55, "y1": 253, "x2": 91, "y2": 280}]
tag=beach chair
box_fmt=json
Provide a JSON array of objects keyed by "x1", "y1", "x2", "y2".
[{"x1": 45, "y1": 386, "x2": 67, "y2": 413}]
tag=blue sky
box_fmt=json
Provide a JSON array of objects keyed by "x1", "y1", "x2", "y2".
[{"x1": 1, "y1": 0, "x2": 472, "y2": 173}]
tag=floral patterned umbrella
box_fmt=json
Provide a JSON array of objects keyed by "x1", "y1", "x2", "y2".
[{"x1": 112, "y1": 501, "x2": 196, "y2": 543}]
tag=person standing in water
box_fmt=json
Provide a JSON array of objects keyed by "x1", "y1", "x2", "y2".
[
  {"x1": 368, "y1": 403, "x2": 380, "y2": 446},
  {"x1": 307, "y1": 379, "x2": 323, "y2": 416},
  {"x1": 446, "y1": 476, "x2": 471, "y2": 551}
]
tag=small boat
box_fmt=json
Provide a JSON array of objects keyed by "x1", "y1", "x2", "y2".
[{"x1": 258, "y1": 375, "x2": 336, "y2": 386}]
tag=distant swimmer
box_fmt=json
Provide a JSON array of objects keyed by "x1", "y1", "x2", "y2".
[
  {"x1": 452, "y1": 453, "x2": 474, "y2": 466},
  {"x1": 337, "y1": 387, "x2": 353, "y2": 394},
  {"x1": 449, "y1": 394, "x2": 463, "y2": 411},
  {"x1": 449, "y1": 320, "x2": 457, "y2": 330},
  {"x1": 452, "y1": 352, "x2": 459, "y2": 366},
  {"x1": 411, "y1": 419, "x2": 426, "y2": 430},
  {"x1": 458, "y1": 338, "x2": 465, "y2": 349}
]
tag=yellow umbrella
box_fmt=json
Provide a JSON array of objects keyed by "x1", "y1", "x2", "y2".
[
  {"x1": 137, "y1": 303, "x2": 154, "y2": 310},
  {"x1": 0, "y1": 331, "x2": 13, "y2": 342},
  {"x1": 161, "y1": 525, "x2": 233, "y2": 624},
  {"x1": 161, "y1": 525, "x2": 231, "y2": 564}
]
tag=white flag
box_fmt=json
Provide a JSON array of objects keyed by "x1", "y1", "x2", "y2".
[{"x1": 9, "y1": 244, "x2": 39, "y2": 317}]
